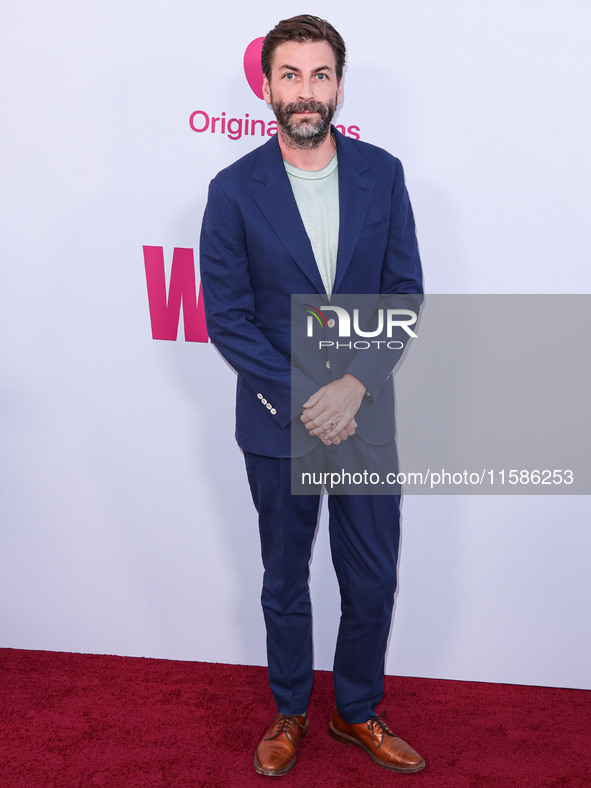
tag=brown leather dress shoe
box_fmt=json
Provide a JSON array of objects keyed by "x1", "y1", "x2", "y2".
[
  {"x1": 254, "y1": 713, "x2": 309, "y2": 776},
  {"x1": 329, "y1": 708, "x2": 425, "y2": 773}
]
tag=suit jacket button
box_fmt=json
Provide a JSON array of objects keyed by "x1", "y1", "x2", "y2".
[
  {"x1": 266, "y1": 403, "x2": 272, "y2": 410},
  {"x1": 261, "y1": 398, "x2": 267, "y2": 404},
  {"x1": 271, "y1": 408, "x2": 277, "y2": 415},
  {"x1": 257, "y1": 393, "x2": 263, "y2": 399}
]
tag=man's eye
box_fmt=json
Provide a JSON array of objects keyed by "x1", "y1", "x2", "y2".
[
  {"x1": 316, "y1": 73, "x2": 327, "y2": 80},
  {"x1": 284, "y1": 73, "x2": 295, "y2": 80}
]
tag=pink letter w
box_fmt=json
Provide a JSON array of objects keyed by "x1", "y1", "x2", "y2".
[{"x1": 143, "y1": 246, "x2": 208, "y2": 342}]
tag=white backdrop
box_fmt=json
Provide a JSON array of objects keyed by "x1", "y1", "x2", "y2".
[{"x1": 1, "y1": 1, "x2": 590, "y2": 689}]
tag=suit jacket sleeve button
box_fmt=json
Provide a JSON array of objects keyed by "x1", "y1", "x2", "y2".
[{"x1": 271, "y1": 408, "x2": 277, "y2": 415}]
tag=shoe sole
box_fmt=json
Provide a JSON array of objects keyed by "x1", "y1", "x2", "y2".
[
  {"x1": 328, "y1": 722, "x2": 426, "y2": 773},
  {"x1": 253, "y1": 752, "x2": 297, "y2": 777}
]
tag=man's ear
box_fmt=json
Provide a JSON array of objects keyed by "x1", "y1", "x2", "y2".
[
  {"x1": 336, "y1": 79, "x2": 343, "y2": 106},
  {"x1": 262, "y1": 75, "x2": 271, "y2": 104}
]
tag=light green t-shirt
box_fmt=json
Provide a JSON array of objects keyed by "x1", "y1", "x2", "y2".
[{"x1": 284, "y1": 152, "x2": 339, "y2": 296}]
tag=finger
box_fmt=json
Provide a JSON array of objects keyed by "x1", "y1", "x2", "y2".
[
  {"x1": 324, "y1": 418, "x2": 347, "y2": 439},
  {"x1": 302, "y1": 405, "x2": 334, "y2": 428},
  {"x1": 307, "y1": 414, "x2": 341, "y2": 433},
  {"x1": 308, "y1": 416, "x2": 340, "y2": 436},
  {"x1": 302, "y1": 394, "x2": 320, "y2": 409},
  {"x1": 306, "y1": 420, "x2": 328, "y2": 435},
  {"x1": 301, "y1": 405, "x2": 329, "y2": 426},
  {"x1": 303, "y1": 386, "x2": 327, "y2": 409}
]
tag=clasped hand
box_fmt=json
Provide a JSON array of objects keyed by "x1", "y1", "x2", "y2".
[{"x1": 300, "y1": 374, "x2": 366, "y2": 446}]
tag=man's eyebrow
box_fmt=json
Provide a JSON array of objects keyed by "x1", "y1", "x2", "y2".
[{"x1": 278, "y1": 64, "x2": 333, "y2": 73}]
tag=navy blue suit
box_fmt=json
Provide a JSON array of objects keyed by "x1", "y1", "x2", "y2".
[{"x1": 200, "y1": 128, "x2": 422, "y2": 722}]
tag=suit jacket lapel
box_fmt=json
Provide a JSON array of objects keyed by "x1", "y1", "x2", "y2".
[
  {"x1": 333, "y1": 131, "x2": 373, "y2": 294},
  {"x1": 250, "y1": 131, "x2": 374, "y2": 296},
  {"x1": 251, "y1": 136, "x2": 325, "y2": 293}
]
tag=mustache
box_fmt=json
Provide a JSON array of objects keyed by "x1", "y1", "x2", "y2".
[{"x1": 284, "y1": 100, "x2": 329, "y2": 116}]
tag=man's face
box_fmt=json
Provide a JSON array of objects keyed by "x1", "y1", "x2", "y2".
[{"x1": 262, "y1": 40, "x2": 343, "y2": 149}]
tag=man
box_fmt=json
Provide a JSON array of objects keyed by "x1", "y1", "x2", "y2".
[{"x1": 200, "y1": 15, "x2": 425, "y2": 776}]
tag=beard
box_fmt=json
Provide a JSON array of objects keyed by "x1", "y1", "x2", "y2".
[{"x1": 270, "y1": 95, "x2": 337, "y2": 149}]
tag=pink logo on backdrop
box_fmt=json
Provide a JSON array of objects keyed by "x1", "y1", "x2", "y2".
[
  {"x1": 143, "y1": 246, "x2": 208, "y2": 343},
  {"x1": 243, "y1": 37, "x2": 265, "y2": 99}
]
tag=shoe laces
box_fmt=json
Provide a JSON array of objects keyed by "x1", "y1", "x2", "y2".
[
  {"x1": 267, "y1": 713, "x2": 304, "y2": 744},
  {"x1": 367, "y1": 713, "x2": 395, "y2": 748}
]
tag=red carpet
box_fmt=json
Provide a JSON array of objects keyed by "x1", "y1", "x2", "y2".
[{"x1": 1, "y1": 649, "x2": 589, "y2": 787}]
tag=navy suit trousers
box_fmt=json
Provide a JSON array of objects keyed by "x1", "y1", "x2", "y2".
[{"x1": 244, "y1": 444, "x2": 401, "y2": 724}]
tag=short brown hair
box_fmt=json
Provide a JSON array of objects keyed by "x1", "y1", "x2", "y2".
[{"x1": 261, "y1": 15, "x2": 346, "y2": 83}]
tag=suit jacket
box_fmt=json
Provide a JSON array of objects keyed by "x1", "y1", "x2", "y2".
[{"x1": 199, "y1": 127, "x2": 423, "y2": 458}]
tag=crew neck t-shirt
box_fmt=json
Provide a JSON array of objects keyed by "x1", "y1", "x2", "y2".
[{"x1": 284, "y1": 152, "x2": 339, "y2": 296}]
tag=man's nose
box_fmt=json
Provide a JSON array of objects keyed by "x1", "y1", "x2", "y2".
[{"x1": 298, "y1": 77, "x2": 314, "y2": 99}]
